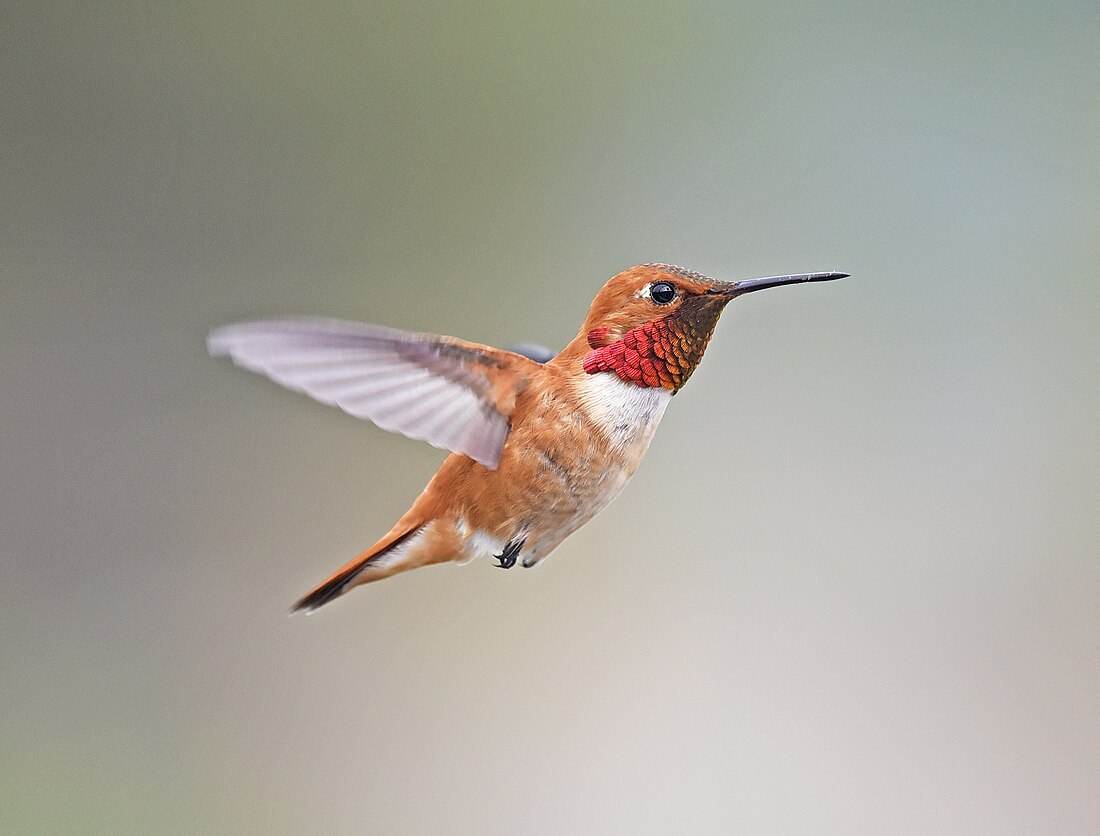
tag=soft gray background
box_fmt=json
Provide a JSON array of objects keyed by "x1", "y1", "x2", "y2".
[{"x1": 4, "y1": 2, "x2": 1099, "y2": 833}]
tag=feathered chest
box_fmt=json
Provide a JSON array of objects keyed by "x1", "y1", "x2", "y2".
[{"x1": 573, "y1": 373, "x2": 672, "y2": 456}]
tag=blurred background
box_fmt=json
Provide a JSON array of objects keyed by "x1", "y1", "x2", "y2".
[{"x1": 3, "y1": 1, "x2": 1099, "y2": 833}]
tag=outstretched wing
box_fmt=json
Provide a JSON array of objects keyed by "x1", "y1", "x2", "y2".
[{"x1": 208, "y1": 319, "x2": 533, "y2": 469}]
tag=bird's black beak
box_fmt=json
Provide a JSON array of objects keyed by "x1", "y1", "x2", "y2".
[{"x1": 710, "y1": 271, "x2": 849, "y2": 297}]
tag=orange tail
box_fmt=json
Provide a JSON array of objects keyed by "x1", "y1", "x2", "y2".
[{"x1": 292, "y1": 521, "x2": 426, "y2": 614}]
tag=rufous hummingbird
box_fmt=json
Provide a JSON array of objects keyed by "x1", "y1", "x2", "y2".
[{"x1": 209, "y1": 264, "x2": 847, "y2": 612}]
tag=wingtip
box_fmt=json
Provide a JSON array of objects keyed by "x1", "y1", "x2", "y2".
[
  {"x1": 206, "y1": 320, "x2": 291, "y2": 357},
  {"x1": 508, "y1": 342, "x2": 556, "y2": 364},
  {"x1": 206, "y1": 325, "x2": 235, "y2": 357},
  {"x1": 474, "y1": 451, "x2": 502, "y2": 471}
]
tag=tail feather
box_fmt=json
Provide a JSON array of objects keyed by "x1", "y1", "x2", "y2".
[{"x1": 292, "y1": 523, "x2": 424, "y2": 614}]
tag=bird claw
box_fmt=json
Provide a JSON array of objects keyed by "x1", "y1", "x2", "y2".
[{"x1": 494, "y1": 537, "x2": 524, "y2": 569}]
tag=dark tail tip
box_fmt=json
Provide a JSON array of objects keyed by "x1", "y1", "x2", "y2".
[
  {"x1": 290, "y1": 524, "x2": 424, "y2": 615},
  {"x1": 290, "y1": 569, "x2": 358, "y2": 615}
]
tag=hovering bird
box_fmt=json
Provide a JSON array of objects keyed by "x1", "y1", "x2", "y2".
[{"x1": 209, "y1": 264, "x2": 847, "y2": 612}]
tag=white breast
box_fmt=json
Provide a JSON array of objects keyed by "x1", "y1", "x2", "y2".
[{"x1": 574, "y1": 374, "x2": 672, "y2": 453}]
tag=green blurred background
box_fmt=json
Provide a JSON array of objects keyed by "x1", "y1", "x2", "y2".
[{"x1": 4, "y1": 1, "x2": 1099, "y2": 832}]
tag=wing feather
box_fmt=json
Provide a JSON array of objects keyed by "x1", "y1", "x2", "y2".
[{"x1": 208, "y1": 318, "x2": 532, "y2": 468}]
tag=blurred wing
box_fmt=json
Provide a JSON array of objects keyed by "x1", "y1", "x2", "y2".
[
  {"x1": 508, "y1": 342, "x2": 556, "y2": 364},
  {"x1": 208, "y1": 319, "x2": 532, "y2": 469}
]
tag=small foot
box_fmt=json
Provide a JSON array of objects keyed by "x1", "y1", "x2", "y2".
[{"x1": 494, "y1": 537, "x2": 524, "y2": 569}]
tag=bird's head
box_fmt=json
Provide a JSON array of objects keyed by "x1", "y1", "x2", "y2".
[{"x1": 563, "y1": 263, "x2": 847, "y2": 392}]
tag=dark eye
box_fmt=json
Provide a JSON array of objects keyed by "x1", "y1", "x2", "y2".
[{"x1": 650, "y1": 281, "x2": 676, "y2": 304}]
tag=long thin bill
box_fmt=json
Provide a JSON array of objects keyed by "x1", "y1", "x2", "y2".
[{"x1": 726, "y1": 271, "x2": 849, "y2": 296}]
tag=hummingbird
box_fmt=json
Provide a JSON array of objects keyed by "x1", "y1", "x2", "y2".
[{"x1": 209, "y1": 264, "x2": 847, "y2": 613}]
